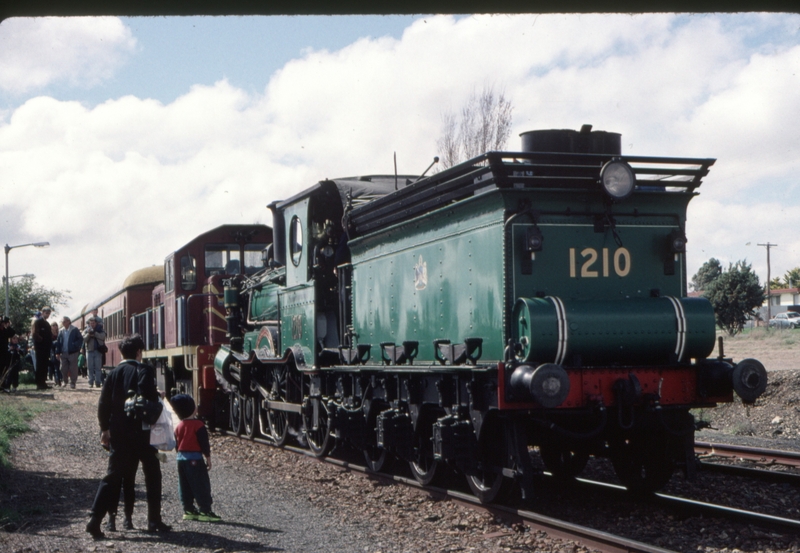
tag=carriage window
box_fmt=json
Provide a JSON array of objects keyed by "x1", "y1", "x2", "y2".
[
  {"x1": 244, "y1": 244, "x2": 268, "y2": 274},
  {"x1": 181, "y1": 255, "x2": 197, "y2": 290},
  {"x1": 205, "y1": 244, "x2": 241, "y2": 276},
  {"x1": 165, "y1": 258, "x2": 174, "y2": 293},
  {"x1": 290, "y1": 216, "x2": 303, "y2": 266}
]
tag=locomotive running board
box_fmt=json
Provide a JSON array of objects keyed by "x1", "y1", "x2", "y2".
[{"x1": 263, "y1": 399, "x2": 303, "y2": 414}]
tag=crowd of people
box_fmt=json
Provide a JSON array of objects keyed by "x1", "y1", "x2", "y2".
[
  {"x1": 2, "y1": 307, "x2": 222, "y2": 539},
  {"x1": 0, "y1": 306, "x2": 106, "y2": 392}
]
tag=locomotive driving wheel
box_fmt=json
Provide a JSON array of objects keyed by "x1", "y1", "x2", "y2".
[
  {"x1": 267, "y1": 365, "x2": 291, "y2": 446},
  {"x1": 229, "y1": 390, "x2": 243, "y2": 436},
  {"x1": 467, "y1": 419, "x2": 512, "y2": 503},
  {"x1": 302, "y1": 396, "x2": 333, "y2": 457},
  {"x1": 409, "y1": 416, "x2": 439, "y2": 486},
  {"x1": 539, "y1": 444, "x2": 589, "y2": 480},
  {"x1": 610, "y1": 433, "x2": 675, "y2": 494},
  {"x1": 243, "y1": 394, "x2": 259, "y2": 440}
]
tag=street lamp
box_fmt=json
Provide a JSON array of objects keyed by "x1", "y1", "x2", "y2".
[
  {"x1": 4, "y1": 242, "x2": 49, "y2": 317},
  {"x1": 1, "y1": 273, "x2": 35, "y2": 284}
]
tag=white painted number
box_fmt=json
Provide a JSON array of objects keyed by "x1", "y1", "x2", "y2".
[{"x1": 569, "y1": 247, "x2": 631, "y2": 278}]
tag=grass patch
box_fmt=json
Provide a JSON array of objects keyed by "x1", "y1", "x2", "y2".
[
  {"x1": 718, "y1": 327, "x2": 800, "y2": 343},
  {"x1": 0, "y1": 393, "x2": 56, "y2": 467}
]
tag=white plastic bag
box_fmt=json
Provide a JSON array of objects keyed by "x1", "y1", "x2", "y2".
[{"x1": 149, "y1": 399, "x2": 176, "y2": 451}]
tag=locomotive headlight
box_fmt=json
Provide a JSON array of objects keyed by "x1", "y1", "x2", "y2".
[
  {"x1": 600, "y1": 159, "x2": 636, "y2": 200},
  {"x1": 668, "y1": 229, "x2": 687, "y2": 253}
]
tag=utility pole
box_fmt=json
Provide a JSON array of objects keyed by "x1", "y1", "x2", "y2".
[{"x1": 758, "y1": 242, "x2": 778, "y2": 324}]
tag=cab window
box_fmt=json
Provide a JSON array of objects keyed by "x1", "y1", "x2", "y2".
[
  {"x1": 181, "y1": 255, "x2": 197, "y2": 290},
  {"x1": 205, "y1": 244, "x2": 241, "y2": 276},
  {"x1": 165, "y1": 258, "x2": 175, "y2": 293},
  {"x1": 244, "y1": 244, "x2": 268, "y2": 274}
]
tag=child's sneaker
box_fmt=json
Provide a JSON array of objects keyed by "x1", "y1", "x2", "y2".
[
  {"x1": 182, "y1": 509, "x2": 201, "y2": 521},
  {"x1": 198, "y1": 511, "x2": 221, "y2": 522}
]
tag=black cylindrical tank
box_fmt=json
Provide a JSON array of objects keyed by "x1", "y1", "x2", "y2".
[{"x1": 520, "y1": 126, "x2": 621, "y2": 155}]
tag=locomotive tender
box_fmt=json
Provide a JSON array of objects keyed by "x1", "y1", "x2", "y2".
[{"x1": 213, "y1": 125, "x2": 767, "y2": 502}]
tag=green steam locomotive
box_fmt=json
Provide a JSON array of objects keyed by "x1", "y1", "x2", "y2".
[{"x1": 213, "y1": 125, "x2": 767, "y2": 502}]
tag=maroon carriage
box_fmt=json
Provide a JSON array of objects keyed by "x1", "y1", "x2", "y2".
[{"x1": 138, "y1": 224, "x2": 271, "y2": 415}]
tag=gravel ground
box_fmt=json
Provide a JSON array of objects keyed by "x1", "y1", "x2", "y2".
[
  {"x1": 0, "y1": 381, "x2": 593, "y2": 553},
  {"x1": 2, "y1": 342, "x2": 800, "y2": 553}
]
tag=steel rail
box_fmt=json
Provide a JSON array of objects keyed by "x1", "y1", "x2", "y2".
[
  {"x1": 695, "y1": 441, "x2": 800, "y2": 468},
  {"x1": 698, "y1": 460, "x2": 800, "y2": 484},
  {"x1": 574, "y1": 477, "x2": 800, "y2": 532}
]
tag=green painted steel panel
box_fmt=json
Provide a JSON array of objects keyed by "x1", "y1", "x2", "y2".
[
  {"x1": 350, "y1": 193, "x2": 507, "y2": 363},
  {"x1": 283, "y1": 200, "x2": 310, "y2": 288},
  {"x1": 279, "y1": 283, "x2": 315, "y2": 361}
]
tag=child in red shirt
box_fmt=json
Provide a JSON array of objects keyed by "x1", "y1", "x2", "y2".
[{"x1": 170, "y1": 394, "x2": 221, "y2": 522}]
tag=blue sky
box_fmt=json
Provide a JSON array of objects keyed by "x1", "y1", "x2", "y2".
[
  {"x1": 0, "y1": 16, "x2": 421, "y2": 109},
  {"x1": 0, "y1": 14, "x2": 799, "y2": 316}
]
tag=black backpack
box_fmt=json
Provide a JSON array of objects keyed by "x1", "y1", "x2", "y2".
[{"x1": 122, "y1": 362, "x2": 163, "y2": 425}]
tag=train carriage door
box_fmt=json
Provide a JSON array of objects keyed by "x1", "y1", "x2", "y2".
[{"x1": 164, "y1": 254, "x2": 178, "y2": 349}]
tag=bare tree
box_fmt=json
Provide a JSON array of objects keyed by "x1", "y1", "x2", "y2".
[{"x1": 437, "y1": 85, "x2": 513, "y2": 169}]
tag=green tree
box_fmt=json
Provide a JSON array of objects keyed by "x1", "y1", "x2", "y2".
[
  {"x1": 770, "y1": 277, "x2": 786, "y2": 290},
  {"x1": 783, "y1": 267, "x2": 800, "y2": 289},
  {"x1": 690, "y1": 258, "x2": 722, "y2": 292},
  {"x1": 0, "y1": 276, "x2": 70, "y2": 334},
  {"x1": 703, "y1": 261, "x2": 765, "y2": 336}
]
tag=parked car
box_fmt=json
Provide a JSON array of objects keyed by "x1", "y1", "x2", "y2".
[{"x1": 769, "y1": 311, "x2": 800, "y2": 329}]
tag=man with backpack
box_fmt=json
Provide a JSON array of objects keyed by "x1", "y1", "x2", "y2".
[{"x1": 86, "y1": 334, "x2": 171, "y2": 538}]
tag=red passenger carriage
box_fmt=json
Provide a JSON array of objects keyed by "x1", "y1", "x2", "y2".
[{"x1": 74, "y1": 224, "x2": 271, "y2": 419}]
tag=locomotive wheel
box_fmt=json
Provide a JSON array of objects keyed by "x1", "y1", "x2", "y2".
[
  {"x1": 409, "y1": 419, "x2": 439, "y2": 486},
  {"x1": 539, "y1": 445, "x2": 589, "y2": 480},
  {"x1": 302, "y1": 397, "x2": 333, "y2": 458},
  {"x1": 610, "y1": 435, "x2": 675, "y2": 494},
  {"x1": 243, "y1": 395, "x2": 259, "y2": 440},
  {"x1": 230, "y1": 390, "x2": 243, "y2": 436},
  {"x1": 467, "y1": 421, "x2": 512, "y2": 503},
  {"x1": 267, "y1": 365, "x2": 291, "y2": 446}
]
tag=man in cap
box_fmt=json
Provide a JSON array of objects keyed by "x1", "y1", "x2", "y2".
[
  {"x1": 30, "y1": 306, "x2": 54, "y2": 389},
  {"x1": 86, "y1": 334, "x2": 170, "y2": 538}
]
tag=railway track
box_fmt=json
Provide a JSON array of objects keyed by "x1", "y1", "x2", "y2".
[
  {"x1": 696, "y1": 441, "x2": 800, "y2": 484},
  {"x1": 223, "y1": 430, "x2": 800, "y2": 551},
  {"x1": 232, "y1": 432, "x2": 675, "y2": 553}
]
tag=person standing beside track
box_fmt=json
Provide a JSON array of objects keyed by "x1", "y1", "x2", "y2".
[
  {"x1": 83, "y1": 317, "x2": 106, "y2": 388},
  {"x1": 48, "y1": 322, "x2": 62, "y2": 387},
  {"x1": 30, "y1": 306, "x2": 53, "y2": 390},
  {"x1": 57, "y1": 316, "x2": 83, "y2": 389},
  {"x1": 1, "y1": 318, "x2": 16, "y2": 392},
  {"x1": 86, "y1": 334, "x2": 170, "y2": 539}
]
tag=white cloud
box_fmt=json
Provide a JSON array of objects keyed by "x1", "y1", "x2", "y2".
[
  {"x1": 1, "y1": 13, "x2": 800, "y2": 316},
  {"x1": 0, "y1": 17, "x2": 136, "y2": 95}
]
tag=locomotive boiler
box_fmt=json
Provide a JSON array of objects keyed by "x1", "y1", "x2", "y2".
[{"x1": 213, "y1": 125, "x2": 767, "y2": 502}]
